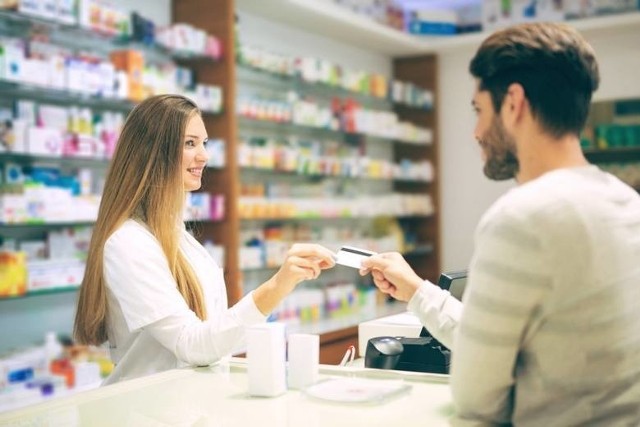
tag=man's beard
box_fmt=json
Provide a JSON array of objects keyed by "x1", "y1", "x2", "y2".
[{"x1": 481, "y1": 116, "x2": 519, "y2": 181}]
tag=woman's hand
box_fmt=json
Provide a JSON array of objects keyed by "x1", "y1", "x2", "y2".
[
  {"x1": 271, "y1": 243, "x2": 336, "y2": 293},
  {"x1": 253, "y1": 243, "x2": 336, "y2": 315}
]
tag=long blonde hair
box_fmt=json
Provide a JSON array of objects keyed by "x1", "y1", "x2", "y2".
[{"x1": 74, "y1": 94, "x2": 207, "y2": 345}]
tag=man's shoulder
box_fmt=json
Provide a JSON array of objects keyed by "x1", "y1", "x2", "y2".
[
  {"x1": 479, "y1": 172, "x2": 592, "y2": 235},
  {"x1": 494, "y1": 168, "x2": 602, "y2": 215}
]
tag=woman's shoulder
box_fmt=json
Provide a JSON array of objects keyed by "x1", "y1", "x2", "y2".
[{"x1": 106, "y1": 219, "x2": 158, "y2": 252}]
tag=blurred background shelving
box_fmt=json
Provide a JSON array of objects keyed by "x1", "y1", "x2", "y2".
[{"x1": 2, "y1": 0, "x2": 640, "y2": 412}]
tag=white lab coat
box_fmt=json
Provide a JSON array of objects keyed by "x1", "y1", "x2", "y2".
[{"x1": 101, "y1": 219, "x2": 266, "y2": 385}]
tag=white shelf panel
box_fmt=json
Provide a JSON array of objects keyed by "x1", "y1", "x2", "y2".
[
  {"x1": 236, "y1": 0, "x2": 640, "y2": 56},
  {"x1": 236, "y1": 0, "x2": 428, "y2": 56}
]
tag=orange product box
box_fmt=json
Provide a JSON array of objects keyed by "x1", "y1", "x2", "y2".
[{"x1": 109, "y1": 49, "x2": 145, "y2": 101}]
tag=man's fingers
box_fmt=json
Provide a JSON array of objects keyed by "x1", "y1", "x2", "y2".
[
  {"x1": 361, "y1": 253, "x2": 395, "y2": 270},
  {"x1": 371, "y1": 269, "x2": 385, "y2": 281}
]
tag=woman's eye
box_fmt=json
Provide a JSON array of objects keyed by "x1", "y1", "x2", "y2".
[{"x1": 185, "y1": 139, "x2": 196, "y2": 147}]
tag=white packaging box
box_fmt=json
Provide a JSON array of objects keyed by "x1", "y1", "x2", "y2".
[
  {"x1": 247, "y1": 322, "x2": 287, "y2": 397},
  {"x1": 38, "y1": 105, "x2": 69, "y2": 131},
  {"x1": 40, "y1": 187, "x2": 74, "y2": 222},
  {"x1": 47, "y1": 55, "x2": 66, "y2": 89},
  {"x1": 22, "y1": 58, "x2": 49, "y2": 86},
  {"x1": 27, "y1": 258, "x2": 85, "y2": 291},
  {"x1": 287, "y1": 333, "x2": 319, "y2": 389},
  {"x1": 18, "y1": 0, "x2": 57, "y2": 20},
  {"x1": 65, "y1": 58, "x2": 88, "y2": 94},
  {"x1": 27, "y1": 127, "x2": 64, "y2": 157},
  {"x1": 0, "y1": 194, "x2": 28, "y2": 223},
  {"x1": 1, "y1": 44, "x2": 25, "y2": 82},
  {"x1": 238, "y1": 246, "x2": 263, "y2": 269},
  {"x1": 1, "y1": 119, "x2": 28, "y2": 153},
  {"x1": 56, "y1": 0, "x2": 77, "y2": 24}
]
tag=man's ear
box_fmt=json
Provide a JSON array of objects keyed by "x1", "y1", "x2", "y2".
[{"x1": 501, "y1": 83, "x2": 527, "y2": 128}]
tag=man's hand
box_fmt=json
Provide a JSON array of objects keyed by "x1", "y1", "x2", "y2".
[{"x1": 359, "y1": 252, "x2": 423, "y2": 302}]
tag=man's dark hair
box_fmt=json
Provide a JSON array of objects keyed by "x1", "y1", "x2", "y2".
[{"x1": 469, "y1": 23, "x2": 600, "y2": 138}]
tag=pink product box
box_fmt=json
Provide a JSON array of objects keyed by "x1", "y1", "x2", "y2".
[
  {"x1": 27, "y1": 259, "x2": 85, "y2": 291},
  {"x1": 64, "y1": 134, "x2": 105, "y2": 158},
  {"x1": 210, "y1": 194, "x2": 225, "y2": 221}
]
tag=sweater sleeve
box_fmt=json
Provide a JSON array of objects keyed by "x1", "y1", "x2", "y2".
[{"x1": 407, "y1": 281, "x2": 463, "y2": 350}]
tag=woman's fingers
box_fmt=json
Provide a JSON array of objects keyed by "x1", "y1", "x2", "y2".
[{"x1": 287, "y1": 244, "x2": 336, "y2": 267}]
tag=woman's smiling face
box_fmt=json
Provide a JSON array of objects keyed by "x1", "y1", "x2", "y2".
[{"x1": 182, "y1": 114, "x2": 209, "y2": 192}]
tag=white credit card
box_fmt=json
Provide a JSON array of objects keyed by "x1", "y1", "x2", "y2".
[{"x1": 335, "y1": 246, "x2": 377, "y2": 269}]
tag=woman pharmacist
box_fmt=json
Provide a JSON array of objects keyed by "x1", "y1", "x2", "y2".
[{"x1": 74, "y1": 94, "x2": 335, "y2": 385}]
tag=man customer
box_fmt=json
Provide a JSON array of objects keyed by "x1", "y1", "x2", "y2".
[{"x1": 360, "y1": 22, "x2": 640, "y2": 426}]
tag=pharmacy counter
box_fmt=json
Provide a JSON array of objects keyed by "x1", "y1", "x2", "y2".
[{"x1": 0, "y1": 358, "x2": 453, "y2": 427}]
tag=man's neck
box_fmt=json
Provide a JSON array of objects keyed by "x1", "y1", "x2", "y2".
[{"x1": 516, "y1": 132, "x2": 589, "y2": 184}]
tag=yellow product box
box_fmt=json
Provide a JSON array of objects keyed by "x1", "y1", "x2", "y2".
[{"x1": 0, "y1": 251, "x2": 27, "y2": 297}]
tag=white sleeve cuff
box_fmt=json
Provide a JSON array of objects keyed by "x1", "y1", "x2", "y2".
[
  {"x1": 406, "y1": 280, "x2": 462, "y2": 349},
  {"x1": 232, "y1": 290, "x2": 268, "y2": 325}
]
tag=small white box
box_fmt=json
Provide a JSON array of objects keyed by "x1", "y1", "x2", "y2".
[
  {"x1": 287, "y1": 333, "x2": 319, "y2": 390},
  {"x1": 27, "y1": 127, "x2": 64, "y2": 157},
  {"x1": 1, "y1": 44, "x2": 25, "y2": 82},
  {"x1": 0, "y1": 194, "x2": 27, "y2": 223},
  {"x1": 247, "y1": 323, "x2": 287, "y2": 397}
]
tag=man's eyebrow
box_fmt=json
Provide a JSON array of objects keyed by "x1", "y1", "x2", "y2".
[{"x1": 471, "y1": 99, "x2": 477, "y2": 107}]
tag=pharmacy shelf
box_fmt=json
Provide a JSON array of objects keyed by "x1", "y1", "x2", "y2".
[
  {"x1": 0, "y1": 79, "x2": 223, "y2": 115},
  {"x1": 240, "y1": 166, "x2": 431, "y2": 184},
  {"x1": 236, "y1": 0, "x2": 428, "y2": 56},
  {"x1": 240, "y1": 214, "x2": 434, "y2": 222},
  {"x1": 426, "y1": 11, "x2": 640, "y2": 53},
  {"x1": 0, "y1": 285, "x2": 80, "y2": 302},
  {"x1": 0, "y1": 219, "x2": 222, "y2": 229},
  {"x1": 0, "y1": 79, "x2": 137, "y2": 111},
  {"x1": 0, "y1": 9, "x2": 220, "y2": 63},
  {"x1": 583, "y1": 147, "x2": 640, "y2": 163},
  {"x1": 236, "y1": 0, "x2": 640, "y2": 55},
  {"x1": 238, "y1": 116, "x2": 430, "y2": 146},
  {"x1": 237, "y1": 64, "x2": 393, "y2": 109},
  {"x1": 0, "y1": 221, "x2": 97, "y2": 228},
  {"x1": 0, "y1": 152, "x2": 111, "y2": 168}
]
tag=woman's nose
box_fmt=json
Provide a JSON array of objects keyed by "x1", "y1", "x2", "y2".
[{"x1": 196, "y1": 144, "x2": 209, "y2": 162}]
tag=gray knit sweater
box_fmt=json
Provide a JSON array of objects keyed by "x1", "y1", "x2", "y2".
[{"x1": 409, "y1": 166, "x2": 640, "y2": 426}]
